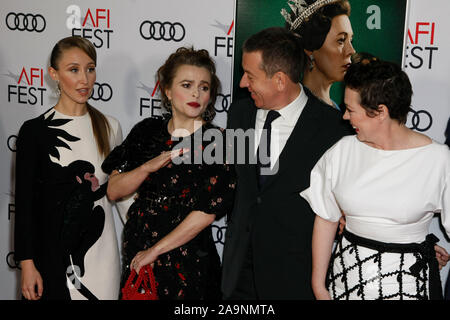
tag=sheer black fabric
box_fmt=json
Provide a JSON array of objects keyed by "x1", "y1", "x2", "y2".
[{"x1": 103, "y1": 117, "x2": 236, "y2": 299}]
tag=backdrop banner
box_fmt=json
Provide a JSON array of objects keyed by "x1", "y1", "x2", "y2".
[
  {"x1": 0, "y1": 0, "x2": 235, "y2": 300},
  {"x1": 404, "y1": 0, "x2": 450, "y2": 290},
  {"x1": 1, "y1": 0, "x2": 449, "y2": 300}
]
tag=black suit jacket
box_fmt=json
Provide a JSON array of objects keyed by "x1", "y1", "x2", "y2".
[{"x1": 221, "y1": 90, "x2": 353, "y2": 299}]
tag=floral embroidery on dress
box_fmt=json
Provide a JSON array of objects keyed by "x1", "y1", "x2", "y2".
[{"x1": 102, "y1": 117, "x2": 236, "y2": 300}]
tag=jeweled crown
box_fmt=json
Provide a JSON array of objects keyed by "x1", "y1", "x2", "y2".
[{"x1": 281, "y1": 0, "x2": 340, "y2": 31}]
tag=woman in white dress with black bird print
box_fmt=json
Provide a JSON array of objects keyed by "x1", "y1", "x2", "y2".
[{"x1": 15, "y1": 36, "x2": 122, "y2": 300}]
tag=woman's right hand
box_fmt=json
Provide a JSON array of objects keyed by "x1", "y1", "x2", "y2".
[
  {"x1": 107, "y1": 148, "x2": 187, "y2": 201},
  {"x1": 20, "y1": 259, "x2": 43, "y2": 300},
  {"x1": 141, "y1": 149, "x2": 187, "y2": 174}
]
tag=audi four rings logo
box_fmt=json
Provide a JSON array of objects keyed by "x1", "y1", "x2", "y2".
[
  {"x1": 215, "y1": 93, "x2": 231, "y2": 113},
  {"x1": 7, "y1": 135, "x2": 17, "y2": 152},
  {"x1": 212, "y1": 224, "x2": 227, "y2": 245},
  {"x1": 6, "y1": 252, "x2": 21, "y2": 270},
  {"x1": 408, "y1": 107, "x2": 433, "y2": 132},
  {"x1": 6, "y1": 12, "x2": 46, "y2": 32},
  {"x1": 90, "y1": 82, "x2": 113, "y2": 101},
  {"x1": 140, "y1": 21, "x2": 185, "y2": 42}
]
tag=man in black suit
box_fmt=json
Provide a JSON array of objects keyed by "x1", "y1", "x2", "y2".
[{"x1": 221, "y1": 27, "x2": 352, "y2": 299}]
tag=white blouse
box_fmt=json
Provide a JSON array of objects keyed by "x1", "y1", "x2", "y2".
[{"x1": 300, "y1": 135, "x2": 450, "y2": 244}]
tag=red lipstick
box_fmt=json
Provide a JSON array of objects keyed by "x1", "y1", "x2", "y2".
[{"x1": 187, "y1": 102, "x2": 200, "y2": 108}]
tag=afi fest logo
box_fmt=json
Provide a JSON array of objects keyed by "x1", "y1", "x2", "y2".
[
  {"x1": 211, "y1": 20, "x2": 234, "y2": 57},
  {"x1": 66, "y1": 5, "x2": 113, "y2": 49},
  {"x1": 211, "y1": 20, "x2": 233, "y2": 114},
  {"x1": 138, "y1": 80, "x2": 163, "y2": 118},
  {"x1": 405, "y1": 22, "x2": 438, "y2": 133},
  {"x1": 6, "y1": 67, "x2": 47, "y2": 106},
  {"x1": 5, "y1": 12, "x2": 46, "y2": 32},
  {"x1": 406, "y1": 22, "x2": 438, "y2": 69}
]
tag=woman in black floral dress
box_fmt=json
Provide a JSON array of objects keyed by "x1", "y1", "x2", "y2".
[{"x1": 102, "y1": 47, "x2": 235, "y2": 300}]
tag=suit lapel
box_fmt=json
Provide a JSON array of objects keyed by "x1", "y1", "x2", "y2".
[
  {"x1": 259, "y1": 98, "x2": 321, "y2": 191},
  {"x1": 243, "y1": 103, "x2": 257, "y2": 131},
  {"x1": 233, "y1": 100, "x2": 259, "y2": 192}
]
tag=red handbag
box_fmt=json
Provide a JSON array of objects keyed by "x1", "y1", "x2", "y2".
[{"x1": 121, "y1": 265, "x2": 158, "y2": 300}]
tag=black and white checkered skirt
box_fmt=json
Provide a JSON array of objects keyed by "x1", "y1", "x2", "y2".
[{"x1": 327, "y1": 230, "x2": 443, "y2": 300}]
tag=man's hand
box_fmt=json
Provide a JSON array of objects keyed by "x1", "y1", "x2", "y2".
[{"x1": 435, "y1": 245, "x2": 449, "y2": 270}]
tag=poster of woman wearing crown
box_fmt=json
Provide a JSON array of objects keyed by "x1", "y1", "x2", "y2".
[{"x1": 232, "y1": 0, "x2": 407, "y2": 104}]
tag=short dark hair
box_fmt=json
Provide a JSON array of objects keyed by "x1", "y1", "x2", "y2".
[
  {"x1": 242, "y1": 27, "x2": 304, "y2": 83},
  {"x1": 157, "y1": 47, "x2": 220, "y2": 122},
  {"x1": 344, "y1": 58, "x2": 413, "y2": 124},
  {"x1": 290, "y1": 0, "x2": 351, "y2": 52}
]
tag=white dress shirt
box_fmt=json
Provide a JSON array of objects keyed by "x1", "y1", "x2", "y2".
[{"x1": 254, "y1": 83, "x2": 308, "y2": 169}]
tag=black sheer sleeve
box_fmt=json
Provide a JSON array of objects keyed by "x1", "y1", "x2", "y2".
[
  {"x1": 14, "y1": 119, "x2": 40, "y2": 261},
  {"x1": 102, "y1": 120, "x2": 147, "y2": 174},
  {"x1": 194, "y1": 128, "x2": 236, "y2": 220},
  {"x1": 195, "y1": 162, "x2": 236, "y2": 220}
]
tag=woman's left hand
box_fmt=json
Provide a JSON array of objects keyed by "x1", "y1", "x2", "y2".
[{"x1": 130, "y1": 248, "x2": 159, "y2": 274}]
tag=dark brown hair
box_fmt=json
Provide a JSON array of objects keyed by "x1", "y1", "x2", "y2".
[
  {"x1": 344, "y1": 58, "x2": 413, "y2": 124},
  {"x1": 50, "y1": 36, "x2": 111, "y2": 158},
  {"x1": 157, "y1": 47, "x2": 220, "y2": 123},
  {"x1": 242, "y1": 27, "x2": 304, "y2": 83}
]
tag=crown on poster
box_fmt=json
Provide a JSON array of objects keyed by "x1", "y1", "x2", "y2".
[{"x1": 281, "y1": 0, "x2": 340, "y2": 30}]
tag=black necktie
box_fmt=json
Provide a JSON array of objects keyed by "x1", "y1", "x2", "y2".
[{"x1": 257, "y1": 110, "x2": 280, "y2": 187}]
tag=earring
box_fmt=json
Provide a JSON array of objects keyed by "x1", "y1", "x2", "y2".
[
  {"x1": 309, "y1": 54, "x2": 315, "y2": 71},
  {"x1": 165, "y1": 99, "x2": 172, "y2": 114},
  {"x1": 55, "y1": 80, "x2": 61, "y2": 97},
  {"x1": 202, "y1": 107, "x2": 214, "y2": 122}
]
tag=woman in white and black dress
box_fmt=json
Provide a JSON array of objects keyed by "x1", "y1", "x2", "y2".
[
  {"x1": 15, "y1": 37, "x2": 122, "y2": 300},
  {"x1": 301, "y1": 58, "x2": 450, "y2": 300}
]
